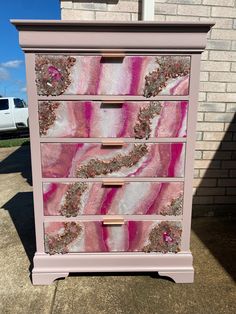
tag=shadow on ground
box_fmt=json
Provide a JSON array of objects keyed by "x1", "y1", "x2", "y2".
[
  {"x1": 192, "y1": 217, "x2": 236, "y2": 281},
  {"x1": 0, "y1": 143, "x2": 32, "y2": 185},
  {"x1": 3, "y1": 191, "x2": 36, "y2": 271},
  {"x1": 0, "y1": 143, "x2": 34, "y2": 270},
  {"x1": 192, "y1": 113, "x2": 236, "y2": 281}
]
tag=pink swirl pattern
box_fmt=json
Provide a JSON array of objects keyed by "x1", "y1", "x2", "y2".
[
  {"x1": 44, "y1": 220, "x2": 182, "y2": 253},
  {"x1": 43, "y1": 182, "x2": 184, "y2": 216},
  {"x1": 41, "y1": 143, "x2": 185, "y2": 178},
  {"x1": 39, "y1": 101, "x2": 188, "y2": 138}
]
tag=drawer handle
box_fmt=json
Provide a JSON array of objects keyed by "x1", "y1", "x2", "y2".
[
  {"x1": 102, "y1": 100, "x2": 124, "y2": 104},
  {"x1": 101, "y1": 101, "x2": 124, "y2": 109},
  {"x1": 101, "y1": 100, "x2": 124, "y2": 105},
  {"x1": 102, "y1": 180, "x2": 124, "y2": 186},
  {"x1": 101, "y1": 52, "x2": 125, "y2": 59},
  {"x1": 103, "y1": 217, "x2": 125, "y2": 225},
  {"x1": 101, "y1": 140, "x2": 124, "y2": 147}
]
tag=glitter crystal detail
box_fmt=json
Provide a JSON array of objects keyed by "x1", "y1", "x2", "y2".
[
  {"x1": 59, "y1": 183, "x2": 88, "y2": 217},
  {"x1": 76, "y1": 144, "x2": 148, "y2": 178},
  {"x1": 45, "y1": 222, "x2": 82, "y2": 255},
  {"x1": 38, "y1": 101, "x2": 60, "y2": 136},
  {"x1": 134, "y1": 101, "x2": 162, "y2": 139},
  {"x1": 160, "y1": 194, "x2": 183, "y2": 216},
  {"x1": 48, "y1": 66, "x2": 62, "y2": 81},
  {"x1": 163, "y1": 232, "x2": 173, "y2": 243},
  {"x1": 142, "y1": 221, "x2": 182, "y2": 253},
  {"x1": 144, "y1": 56, "x2": 190, "y2": 98},
  {"x1": 35, "y1": 55, "x2": 76, "y2": 96}
]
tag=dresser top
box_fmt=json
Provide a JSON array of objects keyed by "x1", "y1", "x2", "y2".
[
  {"x1": 11, "y1": 19, "x2": 214, "y2": 31},
  {"x1": 11, "y1": 20, "x2": 214, "y2": 52}
]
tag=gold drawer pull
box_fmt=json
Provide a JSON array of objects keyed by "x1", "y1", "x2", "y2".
[
  {"x1": 101, "y1": 140, "x2": 124, "y2": 147},
  {"x1": 102, "y1": 180, "x2": 124, "y2": 186},
  {"x1": 101, "y1": 100, "x2": 124, "y2": 105},
  {"x1": 103, "y1": 218, "x2": 125, "y2": 225},
  {"x1": 101, "y1": 52, "x2": 125, "y2": 59}
]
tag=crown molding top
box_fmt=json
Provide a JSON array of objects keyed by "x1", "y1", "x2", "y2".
[
  {"x1": 11, "y1": 19, "x2": 214, "y2": 32},
  {"x1": 11, "y1": 19, "x2": 214, "y2": 52}
]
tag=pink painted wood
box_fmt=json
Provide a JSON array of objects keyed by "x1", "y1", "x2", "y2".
[{"x1": 12, "y1": 20, "x2": 213, "y2": 285}]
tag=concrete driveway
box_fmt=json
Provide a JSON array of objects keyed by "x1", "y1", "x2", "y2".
[{"x1": 0, "y1": 145, "x2": 235, "y2": 314}]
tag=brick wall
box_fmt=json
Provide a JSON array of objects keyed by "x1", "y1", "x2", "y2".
[
  {"x1": 61, "y1": 1, "x2": 141, "y2": 20},
  {"x1": 61, "y1": 0, "x2": 236, "y2": 217}
]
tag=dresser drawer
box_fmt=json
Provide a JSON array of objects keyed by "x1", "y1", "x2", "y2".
[
  {"x1": 44, "y1": 220, "x2": 182, "y2": 254},
  {"x1": 43, "y1": 181, "x2": 183, "y2": 217},
  {"x1": 35, "y1": 55, "x2": 190, "y2": 96},
  {"x1": 41, "y1": 143, "x2": 185, "y2": 178},
  {"x1": 39, "y1": 100, "x2": 188, "y2": 139}
]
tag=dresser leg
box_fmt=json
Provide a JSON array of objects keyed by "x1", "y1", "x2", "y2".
[
  {"x1": 32, "y1": 271, "x2": 69, "y2": 285},
  {"x1": 158, "y1": 270, "x2": 194, "y2": 283}
]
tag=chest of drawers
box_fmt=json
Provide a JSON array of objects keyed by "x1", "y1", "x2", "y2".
[{"x1": 12, "y1": 20, "x2": 213, "y2": 285}]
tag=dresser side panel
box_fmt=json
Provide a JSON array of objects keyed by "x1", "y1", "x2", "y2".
[
  {"x1": 181, "y1": 54, "x2": 202, "y2": 251},
  {"x1": 25, "y1": 53, "x2": 45, "y2": 252}
]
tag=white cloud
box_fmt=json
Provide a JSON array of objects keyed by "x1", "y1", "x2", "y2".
[
  {"x1": 0, "y1": 67, "x2": 10, "y2": 80},
  {"x1": 20, "y1": 87, "x2": 27, "y2": 92},
  {"x1": 1, "y1": 60, "x2": 23, "y2": 68}
]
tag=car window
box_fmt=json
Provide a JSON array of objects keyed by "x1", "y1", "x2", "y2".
[
  {"x1": 14, "y1": 98, "x2": 25, "y2": 108},
  {"x1": 0, "y1": 99, "x2": 9, "y2": 110},
  {"x1": 23, "y1": 100, "x2": 28, "y2": 107}
]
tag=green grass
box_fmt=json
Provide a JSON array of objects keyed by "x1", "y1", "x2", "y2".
[{"x1": 0, "y1": 137, "x2": 30, "y2": 148}]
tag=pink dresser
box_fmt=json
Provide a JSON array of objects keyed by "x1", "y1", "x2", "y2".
[{"x1": 12, "y1": 20, "x2": 213, "y2": 285}]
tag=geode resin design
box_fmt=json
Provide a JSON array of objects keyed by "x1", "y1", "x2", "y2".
[
  {"x1": 35, "y1": 55, "x2": 190, "y2": 96},
  {"x1": 59, "y1": 182, "x2": 88, "y2": 217},
  {"x1": 38, "y1": 101, "x2": 60, "y2": 136},
  {"x1": 38, "y1": 101, "x2": 188, "y2": 139},
  {"x1": 76, "y1": 144, "x2": 148, "y2": 178},
  {"x1": 144, "y1": 56, "x2": 190, "y2": 98},
  {"x1": 41, "y1": 143, "x2": 185, "y2": 178},
  {"x1": 44, "y1": 220, "x2": 182, "y2": 254},
  {"x1": 35, "y1": 55, "x2": 76, "y2": 96},
  {"x1": 44, "y1": 222, "x2": 83, "y2": 254},
  {"x1": 43, "y1": 182, "x2": 184, "y2": 216},
  {"x1": 142, "y1": 221, "x2": 182, "y2": 253},
  {"x1": 160, "y1": 194, "x2": 183, "y2": 216},
  {"x1": 134, "y1": 101, "x2": 162, "y2": 139}
]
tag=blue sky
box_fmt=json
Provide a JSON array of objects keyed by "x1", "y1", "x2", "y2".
[{"x1": 0, "y1": 1, "x2": 60, "y2": 100}]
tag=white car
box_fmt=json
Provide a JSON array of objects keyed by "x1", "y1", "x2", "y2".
[{"x1": 0, "y1": 97, "x2": 29, "y2": 132}]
